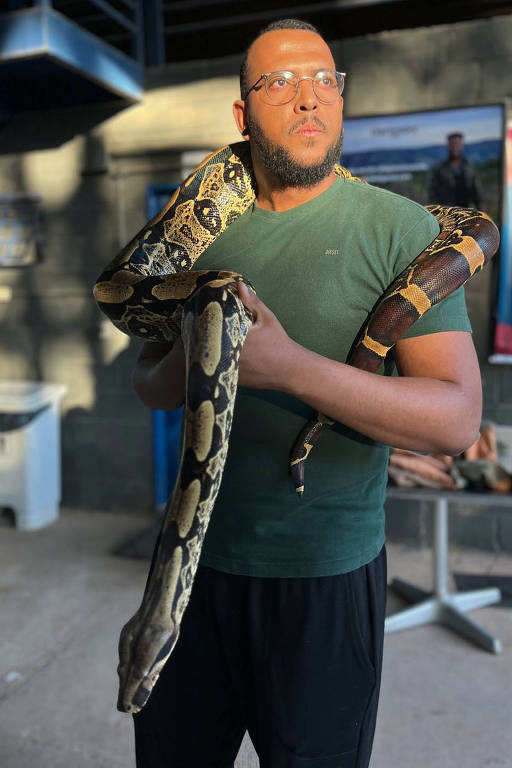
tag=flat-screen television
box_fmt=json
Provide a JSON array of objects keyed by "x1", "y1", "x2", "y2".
[{"x1": 342, "y1": 103, "x2": 511, "y2": 361}]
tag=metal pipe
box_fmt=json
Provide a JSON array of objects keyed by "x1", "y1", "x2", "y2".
[
  {"x1": 133, "y1": 0, "x2": 144, "y2": 64},
  {"x1": 144, "y1": 0, "x2": 165, "y2": 67},
  {"x1": 87, "y1": 0, "x2": 137, "y2": 32}
]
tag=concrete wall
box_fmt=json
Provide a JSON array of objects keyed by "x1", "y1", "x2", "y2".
[{"x1": 1, "y1": 14, "x2": 511, "y2": 548}]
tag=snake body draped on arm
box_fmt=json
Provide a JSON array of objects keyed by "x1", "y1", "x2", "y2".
[{"x1": 93, "y1": 141, "x2": 499, "y2": 713}]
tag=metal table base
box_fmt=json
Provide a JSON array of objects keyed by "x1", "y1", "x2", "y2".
[{"x1": 384, "y1": 494, "x2": 503, "y2": 654}]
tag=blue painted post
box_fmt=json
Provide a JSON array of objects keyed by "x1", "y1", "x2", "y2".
[{"x1": 152, "y1": 407, "x2": 183, "y2": 509}]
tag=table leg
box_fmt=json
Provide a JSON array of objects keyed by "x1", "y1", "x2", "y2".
[
  {"x1": 385, "y1": 497, "x2": 502, "y2": 653},
  {"x1": 441, "y1": 601, "x2": 502, "y2": 654}
]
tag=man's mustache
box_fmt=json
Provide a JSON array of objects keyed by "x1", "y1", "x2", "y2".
[{"x1": 288, "y1": 116, "x2": 328, "y2": 134}]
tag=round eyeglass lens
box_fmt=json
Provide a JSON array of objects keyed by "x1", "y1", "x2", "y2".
[
  {"x1": 313, "y1": 71, "x2": 343, "y2": 101},
  {"x1": 265, "y1": 73, "x2": 297, "y2": 103}
]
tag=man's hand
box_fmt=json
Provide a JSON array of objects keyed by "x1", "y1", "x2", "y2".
[
  {"x1": 238, "y1": 281, "x2": 481, "y2": 455},
  {"x1": 236, "y1": 281, "x2": 300, "y2": 390}
]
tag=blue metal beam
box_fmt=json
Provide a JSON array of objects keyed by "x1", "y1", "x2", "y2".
[
  {"x1": 0, "y1": 9, "x2": 45, "y2": 58},
  {"x1": 0, "y1": 7, "x2": 144, "y2": 101}
]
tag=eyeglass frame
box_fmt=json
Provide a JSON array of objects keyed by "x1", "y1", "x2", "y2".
[{"x1": 242, "y1": 70, "x2": 346, "y2": 104}]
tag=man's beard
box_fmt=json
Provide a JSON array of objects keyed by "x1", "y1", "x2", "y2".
[{"x1": 246, "y1": 113, "x2": 343, "y2": 189}]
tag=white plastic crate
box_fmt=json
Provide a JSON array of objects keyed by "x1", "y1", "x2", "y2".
[{"x1": 0, "y1": 381, "x2": 67, "y2": 530}]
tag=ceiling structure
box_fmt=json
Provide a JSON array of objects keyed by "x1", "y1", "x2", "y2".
[
  {"x1": 0, "y1": 0, "x2": 511, "y2": 115},
  {"x1": 157, "y1": 0, "x2": 512, "y2": 64},
  {"x1": 0, "y1": 0, "x2": 145, "y2": 113}
]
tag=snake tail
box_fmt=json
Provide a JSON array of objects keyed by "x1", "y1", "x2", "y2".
[
  {"x1": 289, "y1": 206, "x2": 500, "y2": 493},
  {"x1": 349, "y1": 206, "x2": 499, "y2": 370},
  {"x1": 116, "y1": 277, "x2": 252, "y2": 713},
  {"x1": 289, "y1": 413, "x2": 336, "y2": 495}
]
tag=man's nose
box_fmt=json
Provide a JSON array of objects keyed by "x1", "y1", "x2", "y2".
[{"x1": 294, "y1": 79, "x2": 318, "y2": 112}]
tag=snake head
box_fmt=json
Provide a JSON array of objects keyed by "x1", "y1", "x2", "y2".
[{"x1": 116, "y1": 608, "x2": 180, "y2": 713}]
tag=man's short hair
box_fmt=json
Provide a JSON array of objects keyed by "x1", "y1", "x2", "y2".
[
  {"x1": 447, "y1": 132, "x2": 464, "y2": 140},
  {"x1": 239, "y1": 18, "x2": 321, "y2": 99}
]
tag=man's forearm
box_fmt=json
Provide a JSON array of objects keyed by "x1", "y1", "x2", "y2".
[
  {"x1": 280, "y1": 343, "x2": 480, "y2": 455},
  {"x1": 132, "y1": 343, "x2": 186, "y2": 411}
]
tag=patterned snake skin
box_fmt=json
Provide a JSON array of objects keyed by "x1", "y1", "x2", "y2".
[{"x1": 93, "y1": 141, "x2": 499, "y2": 713}]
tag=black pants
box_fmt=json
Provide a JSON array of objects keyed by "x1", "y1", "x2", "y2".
[{"x1": 134, "y1": 547, "x2": 387, "y2": 768}]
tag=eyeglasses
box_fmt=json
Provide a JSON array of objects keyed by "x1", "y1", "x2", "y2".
[{"x1": 243, "y1": 70, "x2": 345, "y2": 105}]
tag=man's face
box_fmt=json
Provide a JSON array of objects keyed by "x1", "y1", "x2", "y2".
[
  {"x1": 240, "y1": 30, "x2": 344, "y2": 188},
  {"x1": 448, "y1": 135, "x2": 464, "y2": 159}
]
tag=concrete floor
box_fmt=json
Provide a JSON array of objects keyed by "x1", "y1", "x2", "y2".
[{"x1": 1, "y1": 508, "x2": 511, "y2": 768}]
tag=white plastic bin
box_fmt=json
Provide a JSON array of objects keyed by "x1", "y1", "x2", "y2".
[{"x1": 0, "y1": 381, "x2": 67, "y2": 530}]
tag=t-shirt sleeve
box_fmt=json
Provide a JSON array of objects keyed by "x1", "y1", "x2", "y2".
[{"x1": 391, "y1": 207, "x2": 472, "y2": 339}]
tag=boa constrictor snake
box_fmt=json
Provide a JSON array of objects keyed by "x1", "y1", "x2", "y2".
[{"x1": 93, "y1": 140, "x2": 499, "y2": 713}]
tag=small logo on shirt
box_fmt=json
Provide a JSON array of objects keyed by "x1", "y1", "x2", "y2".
[{"x1": 324, "y1": 248, "x2": 339, "y2": 256}]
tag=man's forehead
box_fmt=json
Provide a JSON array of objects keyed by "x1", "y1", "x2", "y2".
[{"x1": 247, "y1": 29, "x2": 335, "y2": 74}]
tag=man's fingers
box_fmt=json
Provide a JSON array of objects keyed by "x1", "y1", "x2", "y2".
[{"x1": 237, "y1": 280, "x2": 259, "y2": 316}]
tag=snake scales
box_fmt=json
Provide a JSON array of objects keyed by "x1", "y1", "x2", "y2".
[{"x1": 93, "y1": 140, "x2": 499, "y2": 713}]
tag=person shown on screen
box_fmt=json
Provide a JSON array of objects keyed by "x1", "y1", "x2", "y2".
[{"x1": 428, "y1": 132, "x2": 482, "y2": 208}]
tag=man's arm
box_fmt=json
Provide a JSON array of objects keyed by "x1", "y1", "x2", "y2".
[
  {"x1": 236, "y1": 282, "x2": 482, "y2": 456},
  {"x1": 132, "y1": 339, "x2": 186, "y2": 411}
]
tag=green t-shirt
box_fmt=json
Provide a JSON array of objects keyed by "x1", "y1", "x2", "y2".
[{"x1": 193, "y1": 176, "x2": 471, "y2": 577}]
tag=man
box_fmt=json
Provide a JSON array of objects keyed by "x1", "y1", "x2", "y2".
[
  {"x1": 132, "y1": 19, "x2": 481, "y2": 768},
  {"x1": 428, "y1": 132, "x2": 482, "y2": 208}
]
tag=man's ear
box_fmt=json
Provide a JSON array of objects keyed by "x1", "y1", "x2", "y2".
[{"x1": 233, "y1": 100, "x2": 249, "y2": 140}]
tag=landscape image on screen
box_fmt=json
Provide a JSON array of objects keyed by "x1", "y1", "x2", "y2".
[{"x1": 342, "y1": 104, "x2": 503, "y2": 227}]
